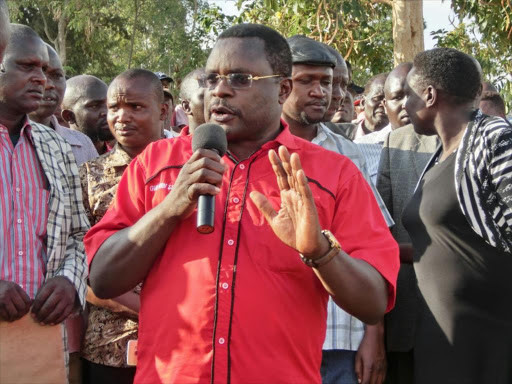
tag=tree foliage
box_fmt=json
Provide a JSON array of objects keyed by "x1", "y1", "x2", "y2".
[
  {"x1": 432, "y1": 0, "x2": 512, "y2": 113},
  {"x1": 235, "y1": 0, "x2": 394, "y2": 87},
  {"x1": 8, "y1": 0, "x2": 234, "y2": 89}
]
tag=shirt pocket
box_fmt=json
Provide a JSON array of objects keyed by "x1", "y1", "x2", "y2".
[
  {"x1": 29, "y1": 188, "x2": 50, "y2": 238},
  {"x1": 244, "y1": 191, "x2": 306, "y2": 273}
]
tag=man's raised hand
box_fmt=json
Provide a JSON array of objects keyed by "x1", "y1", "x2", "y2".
[{"x1": 250, "y1": 146, "x2": 329, "y2": 258}]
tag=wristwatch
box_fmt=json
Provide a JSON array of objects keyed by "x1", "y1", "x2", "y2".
[{"x1": 300, "y1": 230, "x2": 341, "y2": 268}]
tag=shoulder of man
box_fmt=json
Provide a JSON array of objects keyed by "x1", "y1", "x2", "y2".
[
  {"x1": 387, "y1": 124, "x2": 438, "y2": 153},
  {"x1": 29, "y1": 120, "x2": 74, "y2": 154},
  {"x1": 135, "y1": 134, "x2": 193, "y2": 181},
  {"x1": 337, "y1": 122, "x2": 357, "y2": 140},
  {"x1": 322, "y1": 121, "x2": 351, "y2": 139}
]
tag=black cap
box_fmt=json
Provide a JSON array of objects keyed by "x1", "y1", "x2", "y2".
[
  {"x1": 287, "y1": 35, "x2": 336, "y2": 68},
  {"x1": 154, "y1": 71, "x2": 174, "y2": 83}
]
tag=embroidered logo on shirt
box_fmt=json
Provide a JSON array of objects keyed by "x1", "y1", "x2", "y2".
[{"x1": 149, "y1": 183, "x2": 173, "y2": 192}]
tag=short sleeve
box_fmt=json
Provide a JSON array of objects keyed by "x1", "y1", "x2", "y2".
[
  {"x1": 84, "y1": 157, "x2": 147, "y2": 267},
  {"x1": 331, "y1": 168, "x2": 399, "y2": 312}
]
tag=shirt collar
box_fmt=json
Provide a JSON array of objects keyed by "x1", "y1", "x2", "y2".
[
  {"x1": 180, "y1": 125, "x2": 190, "y2": 136},
  {"x1": 1, "y1": 116, "x2": 35, "y2": 144},
  {"x1": 312, "y1": 123, "x2": 329, "y2": 145},
  {"x1": 259, "y1": 119, "x2": 300, "y2": 151},
  {"x1": 103, "y1": 143, "x2": 133, "y2": 168},
  {"x1": 180, "y1": 119, "x2": 300, "y2": 152},
  {"x1": 50, "y1": 115, "x2": 83, "y2": 146}
]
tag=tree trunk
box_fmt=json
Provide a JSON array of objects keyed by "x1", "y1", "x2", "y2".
[
  {"x1": 127, "y1": 0, "x2": 140, "y2": 69},
  {"x1": 57, "y1": 6, "x2": 69, "y2": 66},
  {"x1": 392, "y1": 0, "x2": 424, "y2": 65}
]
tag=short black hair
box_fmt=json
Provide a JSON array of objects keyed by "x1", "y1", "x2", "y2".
[
  {"x1": 480, "y1": 91, "x2": 506, "y2": 116},
  {"x1": 363, "y1": 73, "x2": 388, "y2": 95},
  {"x1": 112, "y1": 68, "x2": 164, "y2": 103},
  {"x1": 218, "y1": 23, "x2": 292, "y2": 77},
  {"x1": 180, "y1": 68, "x2": 205, "y2": 100},
  {"x1": 413, "y1": 48, "x2": 482, "y2": 105}
]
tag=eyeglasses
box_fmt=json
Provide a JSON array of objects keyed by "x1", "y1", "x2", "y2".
[{"x1": 197, "y1": 73, "x2": 282, "y2": 90}]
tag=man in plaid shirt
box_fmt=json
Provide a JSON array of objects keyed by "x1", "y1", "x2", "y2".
[{"x1": 0, "y1": 24, "x2": 89, "y2": 377}]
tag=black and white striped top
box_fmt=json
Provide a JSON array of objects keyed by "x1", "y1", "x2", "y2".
[{"x1": 454, "y1": 110, "x2": 512, "y2": 254}]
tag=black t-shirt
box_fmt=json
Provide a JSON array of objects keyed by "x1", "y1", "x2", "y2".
[{"x1": 403, "y1": 151, "x2": 512, "y2": 384}]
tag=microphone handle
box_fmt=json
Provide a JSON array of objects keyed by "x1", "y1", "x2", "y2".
[{"x1": 197, "y1": 194, "x2": 215, "y2": 234}]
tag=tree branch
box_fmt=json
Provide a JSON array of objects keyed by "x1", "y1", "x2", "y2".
[
  {"x1": 316, "y1": 1, "x2": 323, "y2": 42},
  {"x1": 40, "y1": 7, "x2": 57, "y2": 45}
]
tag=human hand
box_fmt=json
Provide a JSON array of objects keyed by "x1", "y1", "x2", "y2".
[
  {"x1": 31, "y1": 276, "x2": 77, "y2": 325},
  {"x1": 0, "y1": 280, "x2": 31, "y2": 322},
  {"x1": 250, "y1": 146, "x2": 328, "y2": 258},
  {"x1": 354, "y1": 322, "x2": 387, "y2": 384},
  {"x1": 163, "y1": 148, "x2": 227, "y2": 220}
]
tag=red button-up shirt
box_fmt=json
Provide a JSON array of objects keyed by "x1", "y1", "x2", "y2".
[{"x1": 85, "y1": 125, "x2": 399, "y2": 384}]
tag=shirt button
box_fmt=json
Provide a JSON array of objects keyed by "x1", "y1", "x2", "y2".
[
  {"x1": 218, "y1": 338, "x2": 225, "y2": 344},
  {"x1": 18, "y1": 251, "x2": 23, "y2": 256},
  {"x1": 227, "y1": 239, "x2": 234, "y2": 246},
  {"x1": 17, "y1": 219, "x2": 22, "y2": 224},
  {"x1": 239, "y1": 164, "x2": 245, "y2": 170},
  {"x1": 15, "y1": 187, "x2": 20, "y2": 192},
  {"x1": 233, "y1": 197, "x2": 240, "y2": 204},
  {"x1": 221, "y1": 282, "x2": 229, "y2": 289}
]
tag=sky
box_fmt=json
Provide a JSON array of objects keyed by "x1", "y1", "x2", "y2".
[{"x1": 207, "y1": 0, "x2": 458, "y2": 50}]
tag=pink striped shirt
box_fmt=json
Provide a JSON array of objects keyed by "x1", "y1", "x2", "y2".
[{"x1": 0, "y1": 119, "x2": 49, "y2": 299}]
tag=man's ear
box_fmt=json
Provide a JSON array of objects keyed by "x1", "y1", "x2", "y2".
[
  {"x1": 181, "y1": 99, "x2": 192, "y2": 115},
  {"x1": 360, "y1": 96, "x2": 366, "y2": 108},
  {"x1": 425, "y1": 86, "x2": 436, "y2": 108},
  {"x1": 159, "y1": 102, "x2": 170, "y2": 121},
  {"x1": 61, "y1": 109, "x2": 75, "y2": 125},
  {"x1": 278, "y1": 77, "x2": 293, "y2": 105},
  {"x1": 383, "y1": 98, "x2": 388, "y2": 114}
]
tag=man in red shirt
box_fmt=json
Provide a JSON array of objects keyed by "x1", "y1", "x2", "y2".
[{"x1": 85, "y1": 24, "x2": 399, "y2": 384}]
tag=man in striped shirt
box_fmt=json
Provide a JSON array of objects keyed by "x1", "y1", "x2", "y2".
[{"x1": 0, "y1": 24, "x2": 89, "y2": 377}]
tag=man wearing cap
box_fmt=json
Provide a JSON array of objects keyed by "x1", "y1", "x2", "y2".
[
  {"x1": 282, "y1": 35, "x2": 392, "y2": 384},
  {"x1": 154, "y1": 71, "x2": 175, "y2": 135}
]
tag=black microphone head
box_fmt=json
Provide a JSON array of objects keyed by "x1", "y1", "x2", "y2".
[{"x1": 192, "y1": 123, "x2": 228, "y2": 157}]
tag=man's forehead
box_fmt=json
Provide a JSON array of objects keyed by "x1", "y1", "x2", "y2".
[
  {"x1": 47, "y1": 50, "x2": 63, "y2": 71},
  {"x1": 206, "y1": 37, "x2": 268, "y2": 71},
  {"x1": 80, "y1": 85, "x2": 107, "y2": 103},
  {"x1": 6, "y1": 38, "x2": 48, "y2": 62},
  {"x1": 108, "y1": 77, "x2": 149, "y2": 98},
  {"x1": 368, "y1": 80, "x2": 385, "y2": 95}
]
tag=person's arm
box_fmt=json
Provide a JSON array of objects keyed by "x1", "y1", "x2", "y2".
[
  {"x1": 86, "y1": 287, "x2": 139, "y2": 319},
  {"x1": 490, "y1": 127, "x2": 512, "y2": 214},
  {"x1": 88, "y1": 149, "x2": 227, "y2": 299},
  {"x1": 376, "y1": 133, "x2": 393, "y2": 219},
  {"x1": 399, "y1": 243, "x2": 414, "y2": 264},
  {"x1": 250, "y1": 146, "x2": 397, "y2": 324},
  {"x1": 355, "y1": 320, "x2": 387, "y2": 384},
  {"x1": 32, "y1": 145, "x2": 90, "y2": 325}
]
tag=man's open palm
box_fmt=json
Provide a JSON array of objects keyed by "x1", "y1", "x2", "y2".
[{"x1": 250, "y1": 146, "x2": 325, "y2": 257}]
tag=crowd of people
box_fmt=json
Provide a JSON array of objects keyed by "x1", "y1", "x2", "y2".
[{"x1": 0, "y1": 1, "x2": 511, "y2": 383}]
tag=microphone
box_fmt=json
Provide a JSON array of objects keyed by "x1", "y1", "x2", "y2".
[{"x1": 191, "y1": 123, "x2": 228, "y2": 234}]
